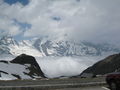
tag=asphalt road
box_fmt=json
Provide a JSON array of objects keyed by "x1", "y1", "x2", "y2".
[
  {"x1": 56, "y1": 86, "x2": 110, "y2": 90},
  {"x1": 0, "y1": 77, "x2": 108, "y2": 90}
]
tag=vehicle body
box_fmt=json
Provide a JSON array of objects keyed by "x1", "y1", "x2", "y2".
[{"x1": 106, "y1": 72, "x2": 120, "y2": 90}]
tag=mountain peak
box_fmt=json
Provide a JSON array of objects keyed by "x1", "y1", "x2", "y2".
[{"x1": 0, "y1": 36, "x2": 120, "y2": 57}]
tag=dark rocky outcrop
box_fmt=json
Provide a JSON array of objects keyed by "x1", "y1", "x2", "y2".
[
  {"x1": 0, "y1": 60, "x2": 9, "y2": 64},
  {"x1": 81, "y1": 53, "x2": 120, "y2": 77},
  {"x1": 0, "y1": 54, "x2": 45, "y2": 80},
  {"x1": 11, "y1": 54, "x2": 45, "y2": 78}
]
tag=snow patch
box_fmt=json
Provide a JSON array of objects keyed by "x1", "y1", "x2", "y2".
[{"x1": 0, "y1": 62, "x2": 31, "y2": 80}]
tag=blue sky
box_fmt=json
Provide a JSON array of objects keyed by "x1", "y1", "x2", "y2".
[{"x1": 4, "y1": 0, "x2": 29, "y2": 5}]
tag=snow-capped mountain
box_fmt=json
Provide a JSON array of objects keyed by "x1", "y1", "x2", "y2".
[
  {"x1": 0, "y1": 36, "x2": 120, "y2": 57},
  {"x1": 0, "y1": 36, "x2": 43, "y2": 57}
]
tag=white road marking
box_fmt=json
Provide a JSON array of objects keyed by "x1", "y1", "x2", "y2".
[{"x1": 102, "y1": 87, "x2": 110, "y2": 90}]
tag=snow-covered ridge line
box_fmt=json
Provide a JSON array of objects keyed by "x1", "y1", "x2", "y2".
[{"x1": 0, "y1": 36, "x2": 119, "y2": 57}]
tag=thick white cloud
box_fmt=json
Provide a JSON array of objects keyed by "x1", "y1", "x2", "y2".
[
  {"x1": 36, "y1": 56, "x2": 101, "y2": 78},
  {"x1": 0, "y1": 16, "x2": 22, "y2": 36},
  {"x1": 0, "y1": 0, "x2": 120, "y2": 44}
]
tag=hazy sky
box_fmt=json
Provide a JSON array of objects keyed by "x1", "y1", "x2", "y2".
[{"x1": 0, "y1": 0, "x2": 120, "y2": 44}]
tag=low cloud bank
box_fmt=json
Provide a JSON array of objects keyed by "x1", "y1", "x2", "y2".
[{"x1": 36, "y1": 56, "x2": 102, "y2": 78}]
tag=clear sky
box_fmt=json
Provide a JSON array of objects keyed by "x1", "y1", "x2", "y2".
[
  {"x1": 0, "y1": 0, "x2": 120, "y2": 45},
  {"x1": 4, "y1": 0, "x2": 29, "y2": 5}
]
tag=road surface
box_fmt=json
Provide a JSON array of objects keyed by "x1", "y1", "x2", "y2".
[
  {"x1": 0, "y1": 77, "x2": 108, "y2": 90},
  {"x1": 56, "y1": 86, "x2": 110, "y2": 90}
]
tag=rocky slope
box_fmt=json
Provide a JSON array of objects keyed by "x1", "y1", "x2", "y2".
[
  {"x1": 0, "y1": 54, "x2": 45, "y2": 80},
  {"x1": 81, "y1": 53, "x2": 120, "y2": 77},
  {"x1": 0, "y1": 35, "x2": 120, "y2": 57}
]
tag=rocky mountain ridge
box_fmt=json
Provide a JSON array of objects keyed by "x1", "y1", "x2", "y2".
[
  {"x1": 0, "y1": 54, "x2": 45, "y2": 80},
  {"x1": 81, "y1": 53, "x2": 120, "y2": 77},
  {"x1": 0, "y1": 36, "x2": 120, "y2": 57}
]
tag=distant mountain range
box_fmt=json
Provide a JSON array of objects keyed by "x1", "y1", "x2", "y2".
[{"x1": 0, "y1": 35, "x2": 120, "y2": 57}]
